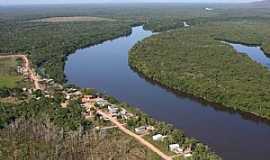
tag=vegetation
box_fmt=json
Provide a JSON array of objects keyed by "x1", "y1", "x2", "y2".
[
  {"x1": 117, "y1": 102, "x2": 221, "y2": 160},
  {"x1": 0, "y1": 90, "x2": 160, "y2": 160},
  {"x1": 0, "y1": 20, "x2": 132, "y2": 82},
  {"x1": 1, "y1": 4, "x2": 270, "y2": 83},
  {"x1": 0, "y1": 57, "x2": 27, "y2": 88},
  {"x1": 0, "y1": 118, "x2": 159, "y2": 160},
  {"x1": 2, "y1": 3, "x2": 270, "y2": 160},
  {"x1": 129, "y1": 20, "x2": 270, "y2": 119}
]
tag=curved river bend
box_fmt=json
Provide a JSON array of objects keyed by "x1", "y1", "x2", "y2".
[{"x1": 65, "y1": 26, "x2": 270, "y2": 160}]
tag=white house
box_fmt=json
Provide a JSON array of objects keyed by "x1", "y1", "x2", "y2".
[
  {"x1": 108, "y1": 105, "x2": 118, "y2": 114},
  {"x1": 152, "y1": 134, "x2": 163, "y2": 141},
  {"x1": 169, "y1": 144, "x2": 183, "y2": 154},
  {"x1": 65, "y1": 94, "x2": 71, "y2": 100},
  {"x1": 135, "y1": 126, "x2": 147, "y2": 135},
  {"x1": 183, "y1": 21, "x2": 190, "y2": 27},
  {"x1": 205, "y1": 8, "x2": 213, "y2": 11}
]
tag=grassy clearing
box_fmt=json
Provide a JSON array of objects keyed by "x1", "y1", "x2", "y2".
[{"x1": 0, "y1": 57, "x2": 25, "y2": 88}]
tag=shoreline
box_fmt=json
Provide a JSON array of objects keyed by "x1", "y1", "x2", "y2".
[{"x1": 128, "y1": 61, "x2": 270, "y2": 123}]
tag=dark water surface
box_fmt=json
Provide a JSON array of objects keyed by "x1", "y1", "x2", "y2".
[{"x1": 65, "y1": 26, "x2": 270, "y2": 160}]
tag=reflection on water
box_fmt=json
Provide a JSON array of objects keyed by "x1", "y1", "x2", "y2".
[{"x1": 65, "y1": 26, "x2": 270, "y2": 160}]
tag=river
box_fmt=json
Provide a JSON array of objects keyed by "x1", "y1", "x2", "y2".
[{"x1": 64, "y1": 26, "x2": 270, "y2": 160}]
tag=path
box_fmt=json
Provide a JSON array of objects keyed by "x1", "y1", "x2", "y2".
[
  {"x1": 97, "y1": 109, "x2": 172, "y2": 160},
  {"x1": 0, "y1": 54, "x2": 41, "y2": 90}
]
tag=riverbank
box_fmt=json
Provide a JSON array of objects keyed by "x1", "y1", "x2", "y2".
[
  {"x1": 0, "y1": 54, "x2": 220, "y2": 160},
  {"x1": 129, "y1": 25, "x2": 270, "y2": 120},
  {"x1": 65, "y1": 25, "x2": 270, "y2": 160}
]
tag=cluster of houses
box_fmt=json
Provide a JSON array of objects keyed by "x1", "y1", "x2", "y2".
[
  {"x1": 17, "y1": 65, "x2": 29, "y2": 79},
  {"x1": 150, "y1": 133, "x2": 192, "y2": 158},
  {"x1": 64, "y1": 88, "x2": 82, "y2": 100},
  {"x1": 80, "y1": 94, "x2": 193, "y2": 158},
  {"x1": 169, "y1": 144, "x2": 192, "y2": 158},
  {"x1": 80, "y1": 95, "x2": 135, "y2": 121}
]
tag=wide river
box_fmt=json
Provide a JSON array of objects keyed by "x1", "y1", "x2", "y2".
[{"x1": 65, "y1": 26, "x2": 270, "y2": 160}]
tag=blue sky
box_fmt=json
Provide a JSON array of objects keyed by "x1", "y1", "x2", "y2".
[{"x1": 0, "y1": 0, "x2": 260, "y2": 5}]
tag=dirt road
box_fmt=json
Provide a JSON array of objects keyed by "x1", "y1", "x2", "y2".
[
  {"x1": 97, "y1": 110, "x2": 172, "y2": 160},
  {"x1": 0, "y1": 54, "x2": 41, "y2": 90}
]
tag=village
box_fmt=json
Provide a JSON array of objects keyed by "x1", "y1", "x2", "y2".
[
  {"x1": 62, "y1": 87, "x2": 194, "y2": 160},
  {"x1": 13, "y1": 54, "x2": 195, "y2": 160}
]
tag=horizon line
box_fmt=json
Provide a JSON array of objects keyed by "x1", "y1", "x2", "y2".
[{"x1": 0, "y1": 1, "x2": 257, "y2": 6}]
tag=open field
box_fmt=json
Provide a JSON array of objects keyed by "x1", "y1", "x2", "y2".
[
  {"x1": 0, "y1": 57, "x2": 24, "y2": 88},
  {"x1": 30, "y1": 16, "x2": 116, "y2": 22}
]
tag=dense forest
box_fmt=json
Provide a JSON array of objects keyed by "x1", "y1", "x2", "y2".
[
  {"x1": 0, "y1": 20, "x2": 132, "y2": 82},
  {"x1": 1, "y1": 3, "x2": 270, "y2": 160},
  {"x1": 1, "y1": 4, "x2": 270, "y2": 82},
  {"x1": 129, "y1": 20, "x2": 270, "y2": 119}
]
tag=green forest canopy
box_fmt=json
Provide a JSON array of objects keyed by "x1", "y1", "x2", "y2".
[{"x1": 129, "y1": 20, "x2": 270, "y2": 119}]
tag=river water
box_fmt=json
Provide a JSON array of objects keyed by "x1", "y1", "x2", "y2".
[{"x1": 65, "y1": 26, "x2": 270, "y2": 160}]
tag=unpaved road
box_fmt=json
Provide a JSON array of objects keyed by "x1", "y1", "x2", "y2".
[
  {"x1": 97, "y1": 110, "x2": 172, "y2": 160},
  {"x1": 0, "y1": 54, "x2": 41, "y2": 90}
]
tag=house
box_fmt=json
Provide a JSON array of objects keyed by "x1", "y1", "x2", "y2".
[
  {"x1": 119, "y1": 108, "x2": 127, "y2": 115},
  {"x1": 152, "y1": 134, "x2": 167, "y2": 141},
  {"x1": 205, "y1": 8, "x2": 213, "y2": 11},
  {"x1": 108, "y1": 105, "x2": 118, "y2": 114},
  {"x1": 65, "y1": 94, "x2": 71, "y2": 100},
  {"x1": 183, "y1": 21, "x2": 190, "y2": 27},
  {"x1": 96, "y1": 98, "x2": 109, "y2": 107},
  {"x1": 152, "y1": 134, "x2": 163, "y2": 141},
  {"x1": 135, "y1": 126, "x2": 147, "y2": 135},
  {"x1": 169, "y1": 144, "x2": 183, "y2": 154}
]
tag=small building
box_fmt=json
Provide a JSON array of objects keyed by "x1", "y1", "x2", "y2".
[
  {"x1": 183, "y1": 21, "x2": 190, "y2": 27},
  {"x1": 119, "y1": 108, "x2": 127, "y2": 115},
  {"x1": 108, "y1": 105, "x2": 118, "y2": 114},
  {"x1": 152, "y1": 134, "x2": 163, "y2": 141},
  {"x1": 169, "y1": 144, "x2": 183, "y2": 154},
  {"x1": 205, "y1": 8, "x2": 213, "y2": 11},
  {"x1": 96, "y1": 98, "x2": 109, "y2": 107},
  {"x1": 135, "y1": 126, "x2": 147, "y2": 135},
  {"x1": 65, "y1": 94, "x2": 71, "y2": 100}
]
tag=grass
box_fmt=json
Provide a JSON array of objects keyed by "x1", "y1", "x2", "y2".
[{"x1": 0, "y1": 57, "x2": 26, "y2": 88}]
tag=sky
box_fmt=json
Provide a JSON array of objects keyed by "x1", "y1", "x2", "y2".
[{"x1": 0, "y1": 0, "x2": 261, "y2": 5}]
